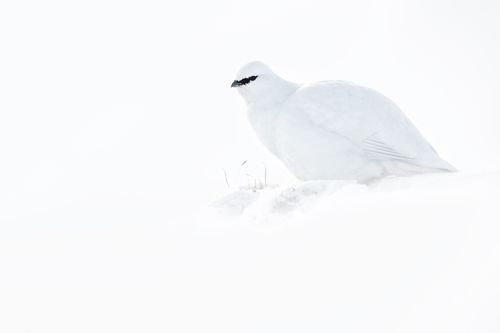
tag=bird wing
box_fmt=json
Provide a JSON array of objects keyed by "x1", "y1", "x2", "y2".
[
  {"x1": 361, "y1": 135, "x2": 417, "y2": 161},
  {"x1": 287, "y1": 81, "x2": 438, "y2": 164}
]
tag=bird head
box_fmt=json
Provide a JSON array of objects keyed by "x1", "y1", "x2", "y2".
[{"x1": 231, "y1": 61, "x2": 287, "y2": 104}]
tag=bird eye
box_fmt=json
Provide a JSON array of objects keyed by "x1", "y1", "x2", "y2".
[
  {"x1": 231, "y1": 75, "x2": 258, "y2": 87},
  {"x1": 240, "y1": 75, "x2": 258, "y2": 85}
]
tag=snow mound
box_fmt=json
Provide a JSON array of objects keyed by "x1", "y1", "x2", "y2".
[
  {"x1": 211, "y1": 172, "x2": 499, "y2": 223},
  {"x1": 212, "y1": 180, "x2": 342, "y2": 215}
]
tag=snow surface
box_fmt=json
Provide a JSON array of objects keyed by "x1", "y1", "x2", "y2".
[
  {"x1": 5, "y1": 172, "x2": 499, "y2": 333},
  {"x1": 198, "y1": 172, "x2": 500, "y2": 332}
]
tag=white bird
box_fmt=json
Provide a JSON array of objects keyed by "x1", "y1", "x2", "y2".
[{"x1": 231, "y1": 61, "x2": 455, "y2": 182}]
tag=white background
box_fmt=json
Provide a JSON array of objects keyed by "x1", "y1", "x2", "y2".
[{"x1": 1, "y1": 0, "x2": 499, "y2": 332}]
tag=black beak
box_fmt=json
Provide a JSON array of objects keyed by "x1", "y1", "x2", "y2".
[{"x1": 231, "y1": 80, "x2": 241, "y2": 88}]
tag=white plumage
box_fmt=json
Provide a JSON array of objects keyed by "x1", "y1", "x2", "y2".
[{"x1": 232, "y1": 61, "x2": 455, "y2": 182}]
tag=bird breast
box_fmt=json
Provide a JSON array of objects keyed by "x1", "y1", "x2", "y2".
[{"x1": 247, "y1": 104, "x2": 282, "y2": 157}]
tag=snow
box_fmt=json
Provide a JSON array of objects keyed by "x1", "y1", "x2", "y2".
[
  {"x1": 193, "y1": 172, "x2": 500, "y2": 332},
  {"x1": 212, "y1": 172, "x2": 499, "y2": 222},
  {"x1": 4, "y1": 172, "x2": 499, "y2": 332}
]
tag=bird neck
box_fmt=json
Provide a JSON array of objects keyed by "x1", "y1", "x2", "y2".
[{"x1": 243, "y1": 77, "x2": 299, "y2": 109}]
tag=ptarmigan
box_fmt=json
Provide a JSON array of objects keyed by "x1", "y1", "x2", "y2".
[{"x1": 231, "y1": 61, "x2": 455, "y2": 182}]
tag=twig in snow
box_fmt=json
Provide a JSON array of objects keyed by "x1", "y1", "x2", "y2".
[
  {"x1": 264, "y1": 167, "x2": 267, "y2": 187},
  {"x1": 222, "y1": 169, "x2": 230, "y2": 188}
]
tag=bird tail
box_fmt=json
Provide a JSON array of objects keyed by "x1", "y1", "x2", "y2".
[
  {"x1": 431, "y1": 158, "x2": 457, "y2": 172},
  {"x1": 397, "y1": 157, "x2": 457, "y2": 175}
]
